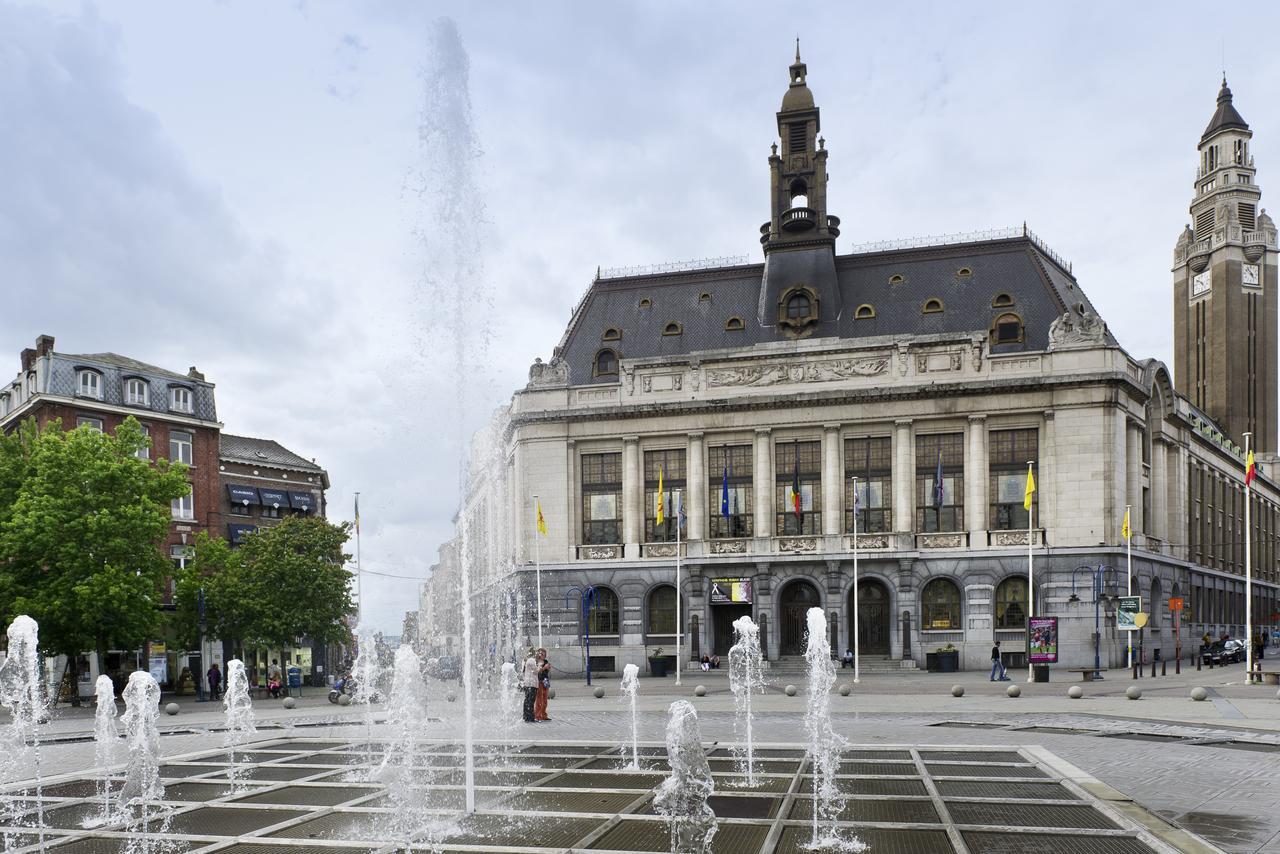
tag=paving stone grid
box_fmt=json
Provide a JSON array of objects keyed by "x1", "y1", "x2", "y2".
[{"x1": 0, "y1": 737, "x2": 1192, "y2": 854}]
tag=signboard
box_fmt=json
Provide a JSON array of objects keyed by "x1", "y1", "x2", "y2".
[
  {"x1": 1028, "y1": 616, "x2": 1058, "y2": 664},
  {"x1": 1168, "y1": 596, "x2": 1184, "y2": 612},
  {"x1": 1116, "y1": 596, "x2": 1142, "y2": 631},
  {"x1": 148, "y1": 641, "x2": 168, "y2": 685},
  {"x1": 709, "y1": 578, "x2": 753, "y2": 605}
]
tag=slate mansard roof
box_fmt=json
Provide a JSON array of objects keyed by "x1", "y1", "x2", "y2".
[
  {"x1": 49, "y1": 351, "x2": 218, "y2": 421},
  {"x1": 220, "y1": 433, "x2": 325, "y2": 474},
  {"x1": 558, "y1": 233, "x2": 1111, "y2": 386}
]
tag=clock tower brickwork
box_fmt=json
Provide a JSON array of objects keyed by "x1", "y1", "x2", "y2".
[{"x1": 1173, "y1": 79, "x2": 1279, "y2": 454}]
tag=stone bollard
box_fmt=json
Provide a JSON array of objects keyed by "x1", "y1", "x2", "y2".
[
  {"x1": 950, "y1": 685, "x2": 964, "y2": 698},
  {"x1": 1151, "y1": 659, "x2": 1157, "y2": 678},
  {"x1": 1161, "y1": 660, "x2": 1167, "y2": 677},
  {"x1": 839, "y1": 684, "x2": 851, "y2": 697},
  {"x1": 1067, "y1": 685, "x2": 1083, "y2": 699},
  {"x1": 694, "y1": 685, "x2": 706, "y2": 697},
  {"x1": 164, "y1": 702, "x2": 179, "y2": 716},
  {"x1": 1125, "y1": 686, "x2": 1142, "y2": 701},
  {"x1": 1006, "y1": 685, "x2": 1021, "y2": 698},
  {"x1": 282, "y1": 696, "x2": 297, "y2": 709},
  {"x1": 1190, "y1": 687, "x2": 1208, "y2": 701},
  {"x1": 593, "y1": 687, "x2": 605, "y2": 699},
  {"x1": 337, "y1": 694, "x2": 352, "y2": 706},
  {"x1": 784, "y1": 685, "x2": 797, "y2": 697}
]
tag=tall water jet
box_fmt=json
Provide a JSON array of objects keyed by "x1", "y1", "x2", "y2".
[
  {"x1": 120, "y1": 671, "x2": 166, "y2": 852},
  {"x1": 803, "y1": 608, "x2": 863, "y2": 852},
  {"x1": 498, "y1": 661, "x2": 520, "y2": 759},
  {"x1": 654, "y1": 700, "x2": 716, "y2": 854},
  {"x1": 0, "y1": 615, "x2": 45, "y2": 838},
  {"x1": 222, "y1": 659, "x2": 256, "y2": 793},
  {"x1": 351, "y1": 630, "x2": 383, "y2": 775},
  {"x1": 619, "y1": 663, "x2": 640, "y2": 770},
  {"x1": 89, "y1": 675, "x2": 120, "y2": 825},
  {"x1": 728, "y1": 615, "x2": 764, "y2": 786},
  {"x1": 377, "y1": 646, "x2": 442, "y2": 845}
]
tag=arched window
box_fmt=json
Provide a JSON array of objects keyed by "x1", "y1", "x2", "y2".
[
  {"x1": 992, "y1": 293, "x2": 1015, "y2": 308},
  {"x1": 646, "y1": 585, "x2": 677, "y2": 638},
  {"x1": 169, "y1": 385, "x2": 193, "y2": 414},
  {"x1": 77, "y1": 369, "x2": 102, "y2": 400},
  {"x1": 888, "y1": 274, "x2": 905, "y2": 285},
  {"x1": 956, "y1": 267, "x2": 973, "y2": 278},
  {"x1": 923, "y1": 298, "x2": 944, "y2": 314},
  {"x1": 855, "y1": 304, "x2": 876, "y2": 319},
  {"x1": 921, "y1": 578, "x2": 961, "y2": 629},
  {"x1": 639, "y1": 298, "x2": 652, "y2": 309},
  {"x1": 789, "y1": 179, "x2": 808, "y2": 208},
  {"x1": 994, "y1": 577, "x2": 1028, "y2": 629},
  {"x1": 601, "y1": 327, "x2": 621, "y2": 341},
  {"x1": 1149, "y1": 577, "x2": 1163, "y2": 629},
  {"x1": 587, "y1": 587, "x2": 620, "y2": 636},
  {"x1": 663, "y1": 321, "x2": 683, "y2": 336},
  {"x1": 594, "y1": 348, "x2": 619, "y2": 377},
  {"x1": 786, "y1": 292, "x2": 812, "y2": 320},
  {"x1": 724, "y1": 316, "x2": 745, "y2": 331},
  {"x1": 124, "y1": 378, "x2": 149, "y2": 407},
  {"x1": 992, "y1": 313, "x2": 1024, "y2": 344}
]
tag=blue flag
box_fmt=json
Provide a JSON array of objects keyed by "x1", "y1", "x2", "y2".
[
  {"x1": 933, "y1": 449, "x2": 945, "y2": 510},
  {"x1": 720, "y1": 467, "x2": 729, "y2": 517}
]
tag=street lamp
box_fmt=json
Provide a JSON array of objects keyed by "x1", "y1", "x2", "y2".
[{"x1": 1070, "y1": 564, "x2": 1118, "y2": 680}]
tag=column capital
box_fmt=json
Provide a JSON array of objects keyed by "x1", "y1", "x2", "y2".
[
  {"x1": 623, "y1": 435, "x2": 640, "y2": 445},
  {"x1": 755, "y1": 427, "x2": 773, "y2": 436},
  {"x1": 967, "y1": 414, "x2": 987, "y2": 424},
  {"x1": 1042, "y1": 409, "x2": 1055, "y2": 422},
  {"x1": 894, "y1": 418, "x2": 913, "y2": 428},
  {"x1": 567, "y1": 438, "x2": 577, "y2": 447},
  {"x1": 823, "y1": 423, "x2": 841, "y2": 432},
  {"x1": 688, "y1": 431, "x2": 705, "y2": 440}
]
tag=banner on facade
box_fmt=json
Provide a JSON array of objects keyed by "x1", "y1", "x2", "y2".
[
  {"x1": 710, "y1": 578, "x2": 753, "y2": 605},
  {"x1": 1116, "y1": 596, "x2": 1142, "y2": 631},
  {"x1": 1028, "y1": 616, "x2": 1058, "y2": 663}
]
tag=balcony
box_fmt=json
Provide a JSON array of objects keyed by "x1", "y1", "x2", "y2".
[{"x1": 781, "y1": 206, "x2": 815, "y2": 232}]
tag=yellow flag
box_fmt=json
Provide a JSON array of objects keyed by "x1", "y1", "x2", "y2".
[
  {"x1": 656, "y1": 467, "x2": 665, "y2": 524},
  {"x1": 1122, "y1": 507, "x2": 1131, "y2": 541},
  {"x1": 1023, "y1": 467, "x2": 1036, "y2": 511},
  {"x1": 535, "y1": 498, "x2": 547, "y2": 536}
]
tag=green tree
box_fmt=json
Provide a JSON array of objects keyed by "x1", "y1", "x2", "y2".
[{"x1": 0, "y1": 417, "x2": 190, "y2": 703}]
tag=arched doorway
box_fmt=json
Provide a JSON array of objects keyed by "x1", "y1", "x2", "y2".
[
  {"x1": 779, "y1": 580, "x2": 821, "y2": 656},
  {"x1": 850, "y1": 579, "x2": 891, "y2": 655}
]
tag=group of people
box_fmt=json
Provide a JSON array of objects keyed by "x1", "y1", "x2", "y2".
[
  {"x1": 698, "y1": 654, "x2": 720, "y2": 671},
  {"x1": 521, "y1": 647, "x2": 552, "y2": 722},
  {"x1": 204, "y1": 658, "x2": 286, "y2": 700}
]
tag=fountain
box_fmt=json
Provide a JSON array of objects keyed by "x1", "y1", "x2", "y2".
[
  {"x1": 728, "y1": 615, "x2": 764, "y2": 786},
  {"x1": 0, "y1": 615, "x2": 45, "y2": 840},
  {"x1": 120, "y1": 671, "x2": 167, "y2": 851},
  {"x1": 222, "y1": 659, "x2": 256, "y2": 793},
  {"x1": 351, "y1": 630, "x2": 383, "y2": 776},
  {"x1": 803, "y1": 608, "x2": 864, "y2": 852},
  {"x1": 654, "y1": 700, "x2": 716, "y2": 854},
  {"x1": 498, "y1": 661, "x2": 520, "y2": 759},
  {"x1": 377, "y1": 645, "x2": 444, "y2": 844},
  {"x1": 88, "y1": 675, "x2": 120, "y2": 826},
  {"x1": 619, "y1": 663, "x2": 640, "y2": 770}
]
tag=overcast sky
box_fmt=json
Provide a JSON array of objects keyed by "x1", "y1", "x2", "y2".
[{"x1": 4, "y1": 1, "x2": 1280, "y2": 633}]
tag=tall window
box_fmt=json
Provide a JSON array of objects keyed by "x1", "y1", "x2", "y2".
[
  {"x1": 775, "y1": 440, "x2": 821, "y2": 535},
  {"x1": 581, "y1": 452, "x2": 621, "y2": 544},
  {"x1": 708, "y1": 444, "x2": 753, "y2": 538},
  {"x1": 171, "y1": 488, "x2": 194, "y2": 521},
  {"x1": 645, "y1": 448, "x2": 686, "y2": 542},
  {"x1": 169, "y1": 430, "x2": 193, "y2": 466},
  {"x1": 916, "y1": 433, "x2": 963, "y2": 532},
  {"x1": 921, "y1": 578, "x2": 961, "y2": 629},
  {"x1": 646, "y1": 585, "x2": 677, "y2": 638},
  {"x1": 990, "y1": 428, "x2": 1038, "y2": 530},
  {"x1": 169, "y1": 386, "x2": 193, "y2": 414},
  {"x1": 125, "y1": 378, "x2": 149, "y2": 406},
  {"x1": 845, "y1": 436, "x2": 892, "y2": 533},
  {"x1": 994, "y1": 576, "x2": 1028, "y2": 629},
  {"x1": 594, "y1": 349, "x2": 619, "y2": 377},
  {"x1": 76, "y1": 416, "x2": 103, "y2": 433},
  {"x1": 587, "y1": 586, "x2": 620, "y2": 636},
  {"x1": 135, "y1": 425, "x2": 150, "y2": 461},
  {"x1": 77, "y1": 370, "x2": 102, "y2": 400}
]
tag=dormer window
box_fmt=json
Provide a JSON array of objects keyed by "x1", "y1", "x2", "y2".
[
  {"x1": 724, "y1": 316, "x2": 745, "y2": 331},
  {"x1": 786, "y1": 293, "x2": 811, "y2": 319},
  {"x1": 991, "y1": 293, "x2": 1015, "y2": 308},
  {"x1": 639, "y1": 298, "x2": 652, "y2": 309},
  {"x1": 778, "y1": 286, "x2": 819, "y2": 334},
  {"x1": 124, "y1": 378, "x2": 149, "y2": 407},
  {"x1": 169, "y1": 386, "x2": 193, "y2": 414},
  {"x1": 888, "y1": 274, "x2": 905, "y2": 285},
  {"x1": 601, "y1": 328, "x2": 621, "y2": 342},
  {"x1": 855, "y1": 304, "x2": 876, "y2": 319},
  {"x1": 955, "y1": 267, "x2": 973, "y2": 278},
  {"x1": 992, "y1": 313, "x2": 1025, "y2": 344},
  {"x1": 699, "y1": 292, "x2": 712, "y2": 302},
  {"x1": 594, "y1": 349, "x2": 619, "y2": 377},
  {"x1": 923, "y1": 298, "x2": 945, "y2": 314},
  {"x1": 662, "y1": 321, "x2": 683, "y2": 336},
  {"x1": 26, "y1": 372, "x2": 35, "y2": 395},
  {"x1": 77, "y1": 369, "x2": 102, "y2": 400}
]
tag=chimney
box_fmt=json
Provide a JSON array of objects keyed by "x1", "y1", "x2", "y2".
[
  {"x1": 19, "y1": 349, "x2": 36, "y2": 372},
  {"x1": 35, "y1": 335, "x2": 54, "y2": 357},
  {"x1": 187, "y1": 367, "x2": 205, "y2": 381}
]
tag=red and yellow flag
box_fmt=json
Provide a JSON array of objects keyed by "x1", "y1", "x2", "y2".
[
  {"x1": 535, "y1": 498, "x2": 547, "y2": 536},
  {"x1": 1245, "y1": 450, "x2": 1257, "y2": 488}
]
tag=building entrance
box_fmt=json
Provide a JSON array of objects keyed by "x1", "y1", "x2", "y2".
[
  {"x1": 779, "y1": 580, "x2": 821, "y2": 655},
  {"x1": 711, "y1": 604, "x2": 752, "y2": 658},
  {"x1": 850, "y1": 579, "x2": 890, "y2": 655}
]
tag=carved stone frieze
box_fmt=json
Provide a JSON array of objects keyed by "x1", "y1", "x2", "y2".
[
  {"x1": 705, "y1": 356, "x2": 889, "y2": 388},
  {"x1": 989, "y1": 530, "x2": 1043, "y2": 547},
  {"x1": 709, "y1": 540, "x2": 748, "y2": 555},
  {"x1": 848, "y1": 534, "x2": 890, "y2": 550},
  {"x1": 580, "y1": 545, "x2": 622, "y2": 560},
  {"x1": 644, "y1": 543, "x2": 679, "y2": 558},
  {"x1": 778, "y1": 536, "x2": 819, "y2": 554},
  {"x1": 916, "y1": 352, "x2": 963, "y2": 373},
  {"x1": 917, "y1": 533, "x2": 965, "y2": 549}
]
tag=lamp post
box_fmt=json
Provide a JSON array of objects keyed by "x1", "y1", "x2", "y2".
[
  {"x1": 565, "y1": 585, "x2": 599, "y2": 686},
  {"x1": 1070, "y1": 564, "x2": 1118, "y2": 680}
]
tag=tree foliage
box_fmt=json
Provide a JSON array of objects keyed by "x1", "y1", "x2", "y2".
[
  {"x1": 0, "y1": 417, "x2": 190, "y2": 667},
  {"x1": 177, "y1": 515, "x2": 354, "y2": 651}
]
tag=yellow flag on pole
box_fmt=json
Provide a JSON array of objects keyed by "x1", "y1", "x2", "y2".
[
  {"x1": 1121, "y1": 507, "x2": 1131, "y2": 541},
  {"x1": 656, "y1": 467, "x2": 665, "y2": 524},
  {"x1": 535, "y1": 498, "x2": 547, "y2": 536},
  {"x1": 1023, "y1": 467, "x2": 1036, "y2": 511}
]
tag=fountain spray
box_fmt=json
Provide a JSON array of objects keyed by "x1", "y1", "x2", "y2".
[
  {"x1": 0, "y1": 615, "x2": 45, "y2": 841},
  {"x1": 120, "y1": 671, "x2": 166, "y2": 853},
  {"x1": 222, "y1": 659, "x2": 256, "y2": 793},
  {"x1": 351, "y1": 630, "x2": 383, "y2": 775},
  {"x1": 728, "y1": 615, "x2": 764, "y2": 786},
  {"x1": 499, "y1": 661, "x2": 520, "y2": 760},
  {"x1": 654, "y1": 700, "x2": 716, "y2": 854},
  {"x1": 803, "y1": 608, "x2": 864, "y2": 852},
  {"x1": 619, "y1": 663, "x2": 640, "y2": 770},
  {"x1": 377, "y1": 645, "x2": 438, "y2": 844},
  {"x1": 89, "y1": 675, "x2": 120, "y2": 825}
]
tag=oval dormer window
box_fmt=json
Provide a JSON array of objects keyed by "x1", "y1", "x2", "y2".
[
  {"x1": 724, "y1": 316, "x2": 745, "y2": 331},
  {"x1": 992, "y1": 293, "x2": 1015, "y2": 308},
  {"x1": 923, "y1": 298, "x2": 944, "y2": 314},
  {"x1": 855, "y1": 304, "x2": 876, "y2": 320},
  {"x1": 663, "y1": 321, "x2": 683, "y2": 336},
  {"x1": 601, "y1": 327, "x2": 621, "y2": 342}
]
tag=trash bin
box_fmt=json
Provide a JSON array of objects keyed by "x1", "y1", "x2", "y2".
[
  {"x1": 1033, "y1": 664, "x2": 1050, "y2": 683},
  {"x1": 287, "y1": 666, "x2": 302, "y2": 697}
]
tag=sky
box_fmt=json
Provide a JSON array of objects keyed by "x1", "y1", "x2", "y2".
[{"x1": 4, "y1": 1, "x2": 1280, "y2": 633}]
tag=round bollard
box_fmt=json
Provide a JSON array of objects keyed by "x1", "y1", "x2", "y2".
[
  {"x1": 337, "y1": 693, "x2": 352, "y2": 706},
  {"x1": 593, "y1": 686, "x2": 605, "y2": 699},
  {"x1": 164, "y1": 702, "x2": 179, "y2": 716},
  {"x1": 1125, "y1": 686, "x2": 1142, "y2": 701},
  {"x1": 282, "y1": 696, "x2": 297, "y2": 709},
  {"x1": 694, "y1": 685, "x2": 706, "y2": 697},
  {"x1": 445, "y1": 691, "x2": 457, "y2": 703},
  {"x1": 1006, "y1": 684, "x2": 1021, "y2": 698},
  {"x1": 839, "y1": 684, "x2": 851, "y2": 697},
  {"x1": 1190, "y1": 686, "x2": 1208, "y2": 701},
  {"x1": 1067, "y1": 685, "x2": 1084, "y2": 699},
  {"x1": 784, "y1": 684, "x2": 797, "y2": 696},
  {"x1": 950, "y1": 684, "x2": 964, "y2": 697}
]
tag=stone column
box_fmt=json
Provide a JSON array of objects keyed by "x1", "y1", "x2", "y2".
[
  {"x1": 1126, "y1": 419, "x2": 1143, "y2": 535},
  {"x1": 754, "y1": 428, "x2": 774, "y2": 542},
  {"x1": 1152, "y1": 437, "x2": 1169, "y2": 546},
  {"x1": 965, "y1": 415, "x2": 988, "y2": 544},
  {"x1": 565, "y1": 439, "x2": 577, "y2": 563},
  {"x1": 687, "y1": 432, "x2": 706, "y2": 541},
  {"x1": 893, "y1": 419, "x2": 914, "y2": 540},
  {"x1": 623, "y1": 436, "x2": 641, "y2": 550},
  {"x1": 822, "y1": 424, "x2": 842, "y2": 538},
  {"x1": 1039, "y1": 412, "x2": 1054, "y2": 544}
]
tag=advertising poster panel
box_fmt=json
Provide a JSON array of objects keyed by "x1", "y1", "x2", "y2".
[{"x1": 1028, "y1": 616, "x2": 1058, "y2": 663}]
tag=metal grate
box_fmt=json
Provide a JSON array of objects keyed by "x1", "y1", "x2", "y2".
[
  {"x1": 919, "y1": 751, "x2": 1025, "y2": 763},
  {"x1": 510, "y1": 790, "x2": 639, "y2": 814},
  {"x1": 1099, "y1": 733, "x2": 1184, "y2": 743},
  {"x1": 165, "y1": 806, "x2": 309, "y2": 836},
  {"x1": 948, "y1": 802, "x2": 1120, "y2": 830},
  {"x1": 446, "y1": 814, "x2": 604, "y2": 848},
  {"x1": 928, "y1": 721, "x2": 1007, "y2": 729},
  {"x1": 542, "y1": 772, "x2": 665, "y2": 790},
  {"x1": 963, "y1": 831, "x2": 1156, "y2": 853},
  {"x1": 925, "y1": 763, "x2": 1047, "y2": 779},
  {"x1": 266, "y1": 812, "x2": 382, "y2": 841},
  {"x1": 788, "y1": 797, "x2": 942, "y2": 823},
  {"x1": 589, "y1": 818, "x2": 769, "y2": 852},
  {"x1": 208, "y1": 846, "x2": 376, "y2": 854},
  {"x1": 841, "y1": 750, "x2": 913, "y2": 761},
  {"x1": 936, "y1": 780, "x2": 1075, "y2": 800},
  {"x1": 776, "y1": 825, "x2": 953, "y2": 853},
  {"x1": 838, "y1": 761, "x2": 918, "y2": 776},
  {"x1": 231, "y1": 786, "x2": 368, "y2": 807}
]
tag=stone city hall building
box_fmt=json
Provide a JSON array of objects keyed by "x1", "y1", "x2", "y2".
[{"x1": 423, "y1": 56, "x2": 1280, "y2": 674}]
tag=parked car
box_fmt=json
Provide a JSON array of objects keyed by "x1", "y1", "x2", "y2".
[{"x1": 1206, "y1": 639, "x2": 1246, "y2": 665}]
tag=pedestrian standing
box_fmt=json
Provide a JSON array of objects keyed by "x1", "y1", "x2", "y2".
[
  {"x1": 534, "y1": 648, "x2": 551, "y2": 722},
  {"x1": 207, "y1": 662, "x2": 222, "y2": 700},
  {"x1": 521, "y1": 648, "x2": 539, "y2": 723},
  {"x1": 989, "y1": 641, "x2": 1009, "y2": 681}
]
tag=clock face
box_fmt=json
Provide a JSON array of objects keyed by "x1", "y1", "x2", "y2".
[
  {"x1": 1192, "y1": 271, "x2": 1211, "y2": 296},
  {"x1": 1243, "y1": 263, "x2": 1261, "y2": 287}
]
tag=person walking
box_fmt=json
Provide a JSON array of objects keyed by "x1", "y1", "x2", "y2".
[
  {"x1": 534, "y1": 648, "x2": 551, "y2": 722},
  {"x1": 989, "y1": 641, "x2": 1009, "y2": 681},
  {"x1": 521, "y1": 648, "x2": 539, "y2": 723},
  {"x1": 207, "y1": 662, "x2": 222, "y2": 700}
]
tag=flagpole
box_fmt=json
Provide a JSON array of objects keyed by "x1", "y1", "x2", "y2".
[
  {"x1": 354, "y1": 492, "x2": 362, "y2": 630},
  {"x1": 533, "y1": 494, "x2": 544, "y2": 652},
  {"x1": 675, "y1": 489, "x2": 682, "y2": 687},
  {"x1": 852, "y1": 476, "x2": 860, "y2": 684},
  {"x1": 1026, "y1": 462, "x2": 1035, "y2": 684},
  {"x1": 1244, "y1": 433, "x2": 1254, "y2": 683},
  {"x1": 1126, "y1": 503, "x2": 1132, "y2": 670}
]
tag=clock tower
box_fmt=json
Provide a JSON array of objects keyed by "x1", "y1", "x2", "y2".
[{"x1": 1173, "y1": 79, "x2": 1279, "y2": 453}]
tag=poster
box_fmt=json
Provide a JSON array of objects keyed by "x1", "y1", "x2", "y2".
[
  {"x1": 148, "y1": 641, "x2": 168, "y2": 685},
  {"x1": 1116, "y1": 595, "x2": 1141, "y2": 631},
  {"x1": 710, "y1": 578, "x2": 753, "y2": 605},
  {"x1": 1028, "y1": 616, "x2": 1058, "y2": 663}
]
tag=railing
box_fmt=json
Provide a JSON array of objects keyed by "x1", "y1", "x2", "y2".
[
  {"x1": 846, "y1": 224, "x2": 1073, "y2": 273},
  {"x1": 598, "y1": 254, "x2": 752, "y2": 280},
  {"x1": 782, "y1": 207, "x2": 815, "y2": 230}
]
